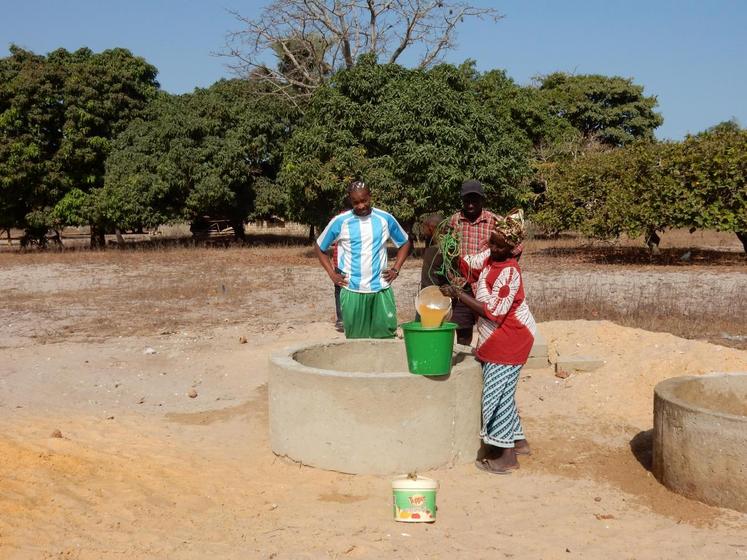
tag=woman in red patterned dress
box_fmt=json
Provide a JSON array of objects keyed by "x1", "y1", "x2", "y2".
[{"x1": 441, "y1": 210, "x2": 536, "y2": 474}]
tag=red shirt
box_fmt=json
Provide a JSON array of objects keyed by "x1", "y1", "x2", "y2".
[
  {"x1": 460, "y1": 251, "x2": 536, "y2": 365},
  {"x1": 448, "y1": 210, "x2": 523, "y2": 290},
  {"x1": 448, "y1": 210, "x2": 499, "y2": 256}
]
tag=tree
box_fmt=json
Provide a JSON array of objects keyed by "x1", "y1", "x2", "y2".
[
  {"x1": 0, "y1": 46, "x2": 66, "y2": 244},
  {"x1": 225, "y1": 0, "x2": 501, "y2": 101},
  {"x1": 536, "y1": 140, "x2": 688, "y2": 244},
  {"x1": 707, "y1": 118, "x2": 741, "y2": 135},
  {"x1": 533, "y1": 148, "x2": 625, "y2": 238},
  {"x1": 0, "y1": 45, "x2": 159, "y2": 247},
  {"x1": 670, "y1": 127, "x2": 747, "y2": 252},
  {"x1": 470, "y1": 67, "x2": 584, "y2": 206},
  {"x1": 102, "y1": 80, "x2": 298, "y2": 238},
  {"x1": 538, "y1": 73, "x2": 663, "y2": 148},
  {"x1": 535, "y1": 129, "x2": 747, "y2": 254},
  {"x1": 279, "y1": 56, "x2": 533, "y2": 230},
  {"x1": 472, "y1": 68, "x2": 575, "y2": 152}
]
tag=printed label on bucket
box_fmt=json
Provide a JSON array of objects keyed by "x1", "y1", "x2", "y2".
[{"x1": 392, "y1": 490, "x2": 436, "y2": 522}]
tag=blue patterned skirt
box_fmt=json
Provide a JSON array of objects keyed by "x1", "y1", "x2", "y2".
[{"x1": 480, "y1": 362, "x2": 525, "y2": 448}]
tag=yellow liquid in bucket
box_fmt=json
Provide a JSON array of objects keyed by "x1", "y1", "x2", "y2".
[{"x1": 418, "y1": 303, "x2": 448, "y2": 328}]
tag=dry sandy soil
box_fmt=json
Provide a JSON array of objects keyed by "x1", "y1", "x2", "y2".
[{"x1": 1, "y1": 243, "x2": 746, "y2": 559}]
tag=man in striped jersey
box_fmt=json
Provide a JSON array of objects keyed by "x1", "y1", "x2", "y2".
[{"x1": 314, "y1": 180, "x2": 411, "y2": 339}]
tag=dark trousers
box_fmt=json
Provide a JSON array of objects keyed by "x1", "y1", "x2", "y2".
[{"x1": 334, "y1": 284, "x2": 342, "y2": 322}]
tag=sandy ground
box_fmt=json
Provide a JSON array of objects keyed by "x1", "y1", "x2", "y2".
[{"x1": 1, "y1": 258, "x2": 747, "y2": 559}]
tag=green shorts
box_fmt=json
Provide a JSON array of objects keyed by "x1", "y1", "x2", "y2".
[{"x1": 339, "y1": 287, "x2": 398, "y2": 339}]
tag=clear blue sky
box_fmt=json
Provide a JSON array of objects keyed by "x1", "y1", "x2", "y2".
[{"x1": 1, "y1": 0, "x2": 745, "y2": 140}]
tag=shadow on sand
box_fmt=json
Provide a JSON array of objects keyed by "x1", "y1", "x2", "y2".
[{"x1": 629, "y1": 429, "x2": 654, "y2": 472}]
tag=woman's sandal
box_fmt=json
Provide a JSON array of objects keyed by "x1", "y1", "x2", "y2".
[{"x1": 474, "y1": 458, "x2": 518, "y2": 475}]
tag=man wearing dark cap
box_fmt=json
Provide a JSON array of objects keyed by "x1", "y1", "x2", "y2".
[{"x1": 447, "y1": 179, "x2": 521, "y2": 346}]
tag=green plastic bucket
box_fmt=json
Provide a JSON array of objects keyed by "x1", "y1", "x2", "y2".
[{"x1": 401, "y1": 321, "x2": 457, "y2": 376}]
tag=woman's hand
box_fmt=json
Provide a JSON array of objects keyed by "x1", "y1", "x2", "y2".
[{"x1": 440, "y1": 284, "x2": 461, "y2": 298}]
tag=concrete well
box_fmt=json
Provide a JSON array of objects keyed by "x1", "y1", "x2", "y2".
[
  {"x1": 653, "y1": 372, "x2": 747, "y2": 512},
  {"x1": 269, "y1": 339, "x2": 482, "y2": 474}
]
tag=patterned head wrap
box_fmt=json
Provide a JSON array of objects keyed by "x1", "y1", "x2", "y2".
[{"x1": 493, "y1": 208, "x2": 525, "y2": 248}]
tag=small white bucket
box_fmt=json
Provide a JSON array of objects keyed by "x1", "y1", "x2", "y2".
[{"x1": 392, "y1": 476, "x2": 438, "y2": 522}]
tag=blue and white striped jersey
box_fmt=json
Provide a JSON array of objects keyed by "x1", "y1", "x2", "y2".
[{"x1": 317, "y1": 208, "x2": 409, "y2": 293}]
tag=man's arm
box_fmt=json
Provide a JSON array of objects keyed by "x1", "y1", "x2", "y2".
[
  {"x1": 421, "y1": 247, "x2": 447, "y2": 288},
  {"x1": 315, "y1": 242, "x2": 347, "y2": 286},
  {"x1": 382, "y1": 239, "x2": 411, "y2": 283}
]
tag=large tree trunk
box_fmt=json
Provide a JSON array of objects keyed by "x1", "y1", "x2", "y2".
[
  {"x1": 90, "y1": 225, "x2": 106, "y2": 249},
  {"x1": 737, "y1": 232, "x2": 747, "y2": 254},
  {"x1": 231, "y1": 219, "x2": 246, "y2": 241},
  {"x1": 21, "y1": 227, "x2": 47, "y2": 249},
  {"x1": 114, "y1": 227, "x2": 126, "y2": 248},
  {"x1": 645, "y1": 228, "x2": 661, "y2": 255},
  {"x1": 50, "y1": 229, "x2": 64, "y2": 248},
  {"x1": 308, "y1": 224, "x2": 315, "y2": 242}
]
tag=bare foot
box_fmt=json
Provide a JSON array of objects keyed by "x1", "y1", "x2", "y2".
[
  {"x1": 514, "y1": 439, "x2": 531, "y2": 456},
  {"x1": 490, "y1": 447, "x2": 519, "y2": 470},
  {"x1": 475, "y1": 448, "x2": 519, "y2": 474}
]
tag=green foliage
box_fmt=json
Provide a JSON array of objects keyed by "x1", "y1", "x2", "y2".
[
  {"x1": 51, "y1": 187, "x2": 94, "y2": 227},
  {"x1": 671, "y1": 127, "x2": 747, "y2": 234},
  {"x1": 102, "y1": 80, "x2": 298, "y2": 233},
  {"x1": 535, "y1": 127, "x2": 747, "y2": 252},
  {"x1": 6, "y1": 40, "x2": 741, "y2": 254},
  {"x1": 539, "y1": 73, "x2": 663, "y2": 148},
  {"x1": 280, "y1": 57, "x2": 534, "y2": 229},
  {"x1": 473, "y1": 67, "x2": 577, "y2": 154},
  {"x1": 707, "y1": 118, "x2": 742, "y2": 135},
  {"x1": 0, "y1": 45, "x2": 159, "y2": 237},
  {"x1": 0, "y1": 47, "x2": 65, "y2": 230},
  {"x1": 537, "y1": 141, "x2": 683, "y2": 239}
]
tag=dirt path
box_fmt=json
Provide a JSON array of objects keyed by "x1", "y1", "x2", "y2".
[
  {"x1": 1, "y1": 254, "x2": 745, "y2": 347},
  {"x1": 1, "y1": 248, "x2": 746, "y2": 558},
  {"x1": 2, "y1": 315, "x2": 747, "y2": 559}
]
